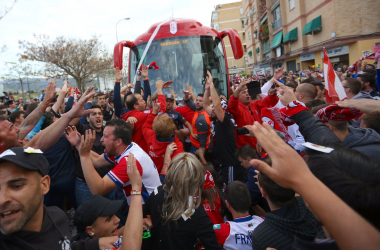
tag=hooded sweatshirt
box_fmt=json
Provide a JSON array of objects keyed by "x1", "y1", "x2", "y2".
[
  {"x1": 142, "y1": 113, "x2": 184, "y2": 173},
  {"x1": 251, "y1": 197, "x2": 322, "y2": 250},
  {"x1": 343, "y1": 127, "x2": 380, "y2": 162}
]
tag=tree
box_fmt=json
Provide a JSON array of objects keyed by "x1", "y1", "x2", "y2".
[
  {"x1": 2, "y1": 59, "x2": 40, "y2": 100},
  {"x1": 19, "y1": 34, "x2": 112, "y2": 92},
  {"x1": 0, "y1": 0, "x2": 17, "y2": 21}
]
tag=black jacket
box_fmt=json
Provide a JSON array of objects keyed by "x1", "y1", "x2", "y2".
[
  {"x1": 252, "y1": 197, "x2": 322, "y2": 250},
  {"x1": 142, "y1": 185, "x2": 222, "y2": 250},
  {"x1": 0, "y1": 206, "x2": 72, "y2": 250}
]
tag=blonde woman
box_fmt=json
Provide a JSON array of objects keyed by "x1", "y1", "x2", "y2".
[{"x1": 142, "y1": 153, "x2": 222, "y2": 250}]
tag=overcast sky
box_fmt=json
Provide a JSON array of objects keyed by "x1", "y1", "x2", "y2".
[{"x1": 0, "y1": 0, "x2": 237, "y2": 74}]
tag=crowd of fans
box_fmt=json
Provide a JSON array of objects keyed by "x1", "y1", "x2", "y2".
[{"x1": 0, "y1": 59, "x2": 380, "y2": 250}]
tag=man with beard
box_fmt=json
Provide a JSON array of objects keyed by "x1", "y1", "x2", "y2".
[
  {"x1": 73, "y1": 119, "x2": 161, "y2": 205},
  {"x1": 184, "y1": 90, "x2": 211, "y2": 154},
  {"x1": 69, "y1": 105, "x2": 116, "y2": 206},
  {"x1": 203, "y1": 71, "x2": 244, "y2": 184}
]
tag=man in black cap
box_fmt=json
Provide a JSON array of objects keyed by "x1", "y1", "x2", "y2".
[
  {"x1": 72, "y1": 194, "x2": 123, "y2": 247},
  {"x1": 0, "y1": 147, "x2": 121, "y2": 250},
  {"x1": 0, "y1": 147, "x2": 72, "y2": 250}
]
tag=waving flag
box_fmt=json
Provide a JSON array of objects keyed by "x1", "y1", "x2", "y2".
[{"x1": 323, "y1": 48, "x2": 347, "y2": 103}]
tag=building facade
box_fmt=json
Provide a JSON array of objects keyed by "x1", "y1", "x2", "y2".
[
  {"x1": 241, "y1": 0, "x2": 380, "y2": 75},
  {"x1": 211, "y1": 1, "x2": 253, "y2": 75}
]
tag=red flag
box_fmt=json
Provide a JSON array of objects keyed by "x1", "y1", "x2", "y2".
[{"x1": 323, "y1": 48, "x2": 347, "y2": 103}]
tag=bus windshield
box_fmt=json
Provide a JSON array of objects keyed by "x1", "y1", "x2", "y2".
[{"x1": 129, "y1": 35, "x2": 228, "y2": 99}]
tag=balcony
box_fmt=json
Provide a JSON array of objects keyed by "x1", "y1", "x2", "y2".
[
  {"x1": 259, "y1": 1, "x2": 267, "y2": 16},
  {"x1": 273, "y1": 18, "x2": 282, "y2": 31},
  {"x1": 263, "y1": 40, "x2": 270, "y2": 54}
]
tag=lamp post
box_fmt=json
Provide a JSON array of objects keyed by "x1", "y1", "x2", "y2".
[{"x1": 116, "y1": 18, "x2": 130, "y2": 42}]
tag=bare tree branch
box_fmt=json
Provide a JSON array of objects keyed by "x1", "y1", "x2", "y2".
[{"x1": 0, "y1": 0, "x2": 17, "y2": 21}]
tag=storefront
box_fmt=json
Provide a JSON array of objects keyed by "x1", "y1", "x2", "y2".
[
  {"x1": 321, "y1": 45, "x2": 349, "y2": 70},
  {"x1": 300, "y1": 52, "x2": 315, "y2": 70}
]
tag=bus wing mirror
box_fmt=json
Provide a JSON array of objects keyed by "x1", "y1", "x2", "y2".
[
  {"x1": 114, "y1": 40, "x2": 136, "y2": 69},
  {"x1": 219, "y1": 29, "x2": 244, "y2": 59}
]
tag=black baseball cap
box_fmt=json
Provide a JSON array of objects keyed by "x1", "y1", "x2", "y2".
[
  {"x1": 165, "y1": 93, "x2": 174, "y2": 100},
  {"x1": 74, "y1": 195, "x2": 123, "y2": 232},
  {"x1": 0, "y1": 147, "x2": 49, "y2": 176}
]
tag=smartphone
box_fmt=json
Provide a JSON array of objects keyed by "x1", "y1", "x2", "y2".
[
  {"x1": 236, "y1": 127, "x2": 250, "y2": 136},
  {"x1": 246, "y1": 80, "x2": 262, "y2": 98}
]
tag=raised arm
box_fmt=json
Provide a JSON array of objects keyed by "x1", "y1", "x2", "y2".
[
  {"x1": 25, "y1": 86, "x2": 96, "y2": 152},
  {"x1": 248, "y1": 122, "x2": 380, "y2": 250},
  {"x1": 52, "y1": 80, "x2": 68, "y2": 113},
  {"x1": 207, "y1": 71, "x2": 225, "y2": 122},
  {"x1": 203, "y1": 73, "x2": 212, "y2": 116},
  {"x1": 17, "y1": 80, "x2": 56, "y2": 140},
  {"x1": 77, "y1": 129, "x2": 118, "y2": 195}
]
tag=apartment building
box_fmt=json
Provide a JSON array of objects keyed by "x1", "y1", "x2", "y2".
[
  {"x1": 211, "y1": 1, "x2": 253, "y2": 75},
  {"x1": 241, "y1": 0, "x2": 380, "y2": 75}
]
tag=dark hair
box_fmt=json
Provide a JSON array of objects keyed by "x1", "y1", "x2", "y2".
[
  {"x1": 300, "y1": 77, "x2": 315, "y2": 84},
  {"x1": 344, "y1": 78, "x2": 361, "y2": 95},
  {"x1": 123, "y1": 91, "x2": 133, "y2": 106},
  {"x1": 41, "y1": 112, "x2": 55, "y2": 130},
  {"x1": 361, "y1": 114, "x2": 380, "y2": 132},
  {"x1": 363, "y1": 68, "x2": 376, "y2": 75},
  {"x1": 6, "y1": 100, "x2": 14, "y2": 107},
  {"x1": 358, "y1": 73, "x2": 376, "y2": 89},
  {"x1": 0, "y1": 115, "x2": 8, "y2": 121},
  {"x1": 327, "y1": 120, "x2": 348, "y2": 132},
  {"x1": 258, "y1": 171, "x2": 295, "y2": 207},
  {"x1": 310, "y1": 103, "x2": 330, "y2": 115},
  {"x1": 8, "y1": 111, "x2": 23, "y2": 123},
  {"x1": 236, "y1": 145, "x2": 257, "y2": 160},
  {"x1": 197, "y1": 93, "x2": 204, "y2": 98},
  {"x1": 285, "y1": 82, "x2": 297, "y2": 91},
  {"x1": 105, "y1": 119, "x2": 132, "y2": 146},
  {"x1": 108, "y1": 96, "x2": 114, "y2": 104},
  {"x1": 96, "y1": 92, "x2": 106, "y2": 97},
  {"x1": 26, "y1": 102, "x2": 40, "y2": 115},
  {"x1": 366, "y1": 64, "x2": 375, "y2": 70},
  {"x1": 87, "y1": 105, "x2": 103, "y2": 117},
  {"x1": 307, "y1": 146, "x2": 380, "y2": 229},
  {"x1": 126, "y1": 94, "x2": 138, "y2": 110},
  {"x1": 23, "y1": 104, "x2": 29, "y2": 111},
  {"x1": 305, "y1": 99, "x2": 327, "y2": 111},
  {"x1": 225, "y1": 181, "x2": 251, "y2": 213}
]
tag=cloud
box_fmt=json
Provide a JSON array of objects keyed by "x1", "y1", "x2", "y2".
[{"x1": 0, "y1": 0, "x2": 236, "y2": 74}]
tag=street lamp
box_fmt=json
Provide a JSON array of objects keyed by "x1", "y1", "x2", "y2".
[{"x1": 116, "y1": 18, "x2": 130, "y2": 42}]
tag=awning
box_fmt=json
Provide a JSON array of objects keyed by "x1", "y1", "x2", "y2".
[
  {"x1": 248, "y1": 51, "x2": 253, "y2": 56},
  {"x1": 302, "y1": 15, "x2": 322, "y2": 35},
  {"x1": 271, "y1": 2, "x2": 280, "y2": 12},
  {"x1": 256, "y1": 47, "x2": 260, "y2": 54},
  {"x1": 283, "y1": 27, "x2": 298, "y2": 43},
  {"x1": 270, "y1": 30, "x2": 283, "y2": 49}
]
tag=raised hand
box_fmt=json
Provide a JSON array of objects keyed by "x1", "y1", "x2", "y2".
[
  {"x1": 170, "y1": 90, "x2": 178, "y2": 99},
  {"x1": 336, "y1": 99, "x2": 380, "y2": 115},
  {"x1": 66, "y1": 86, "x2": 96, "y2": 119},
  {"x1": 78, "y1": 129, "x2": 96, "y2": 157},
  {"x1": 187, "y1": 84, "x2": 193, "y2": 94},
  {"x1": 165, "y1": 142, "x2": 178, "y2": 157},
  {"x1": 141, "y1": 65, "x2": 149, "y2": 79},
  {"x1": 43, "y1": 78, "x2": 57, "y2": 104},
  {"x1": 163, "y1": 81, "x2": 173, "y2": 89},
  {"x1": 182, "y1": 90, "x2": 191, "y2": 101},
  {"x1": 64, "y1": 126, "x2": 81, "y2": 147},
  {"x1": 126, "y1": 117, "x2": 138, "y2": 130},
  {"x1": 273, "y1": 79, "x2": 296, "y2": 106},
  {"x1": 127, "y1": 152, "x2": 142, "y2": 189},
  {"x1": 156, "y1": 80, "x2": 164, "y2": 91},
  {"x1": 273, "y1": 67, "x2": 284, "y2": 80},
  {"x1": 205, "y1": 71, "x2": 213, "y2": 91},
  {"x1": 152, "y1": 102, "x2": 160, "y2": 115},
  {"x1": 248, "y1": 122, "x2": 312, "y2": 189},
  {"x1": 146, "y1": 95, "x2": 151, "y2": 110},
  {"x1": 114, "y1": 67, "x2": 124, "y2": 81}
]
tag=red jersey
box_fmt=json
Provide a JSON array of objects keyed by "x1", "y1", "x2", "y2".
[
  {"x1": 202, "y1": 191, "x2": 223, "y2": 224},
  {"x1": 142, "y1": 113, "x2": 184, "y2": 173},
  {"x1": 174, "y1": 105, "x2": 195, "y2": 123},
  {"x1": 228, "y1": 94, "x2": 278, "y2": 149},
  {"x1": 121, "y1": 95, "x2": 166, "y2": 152}
]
